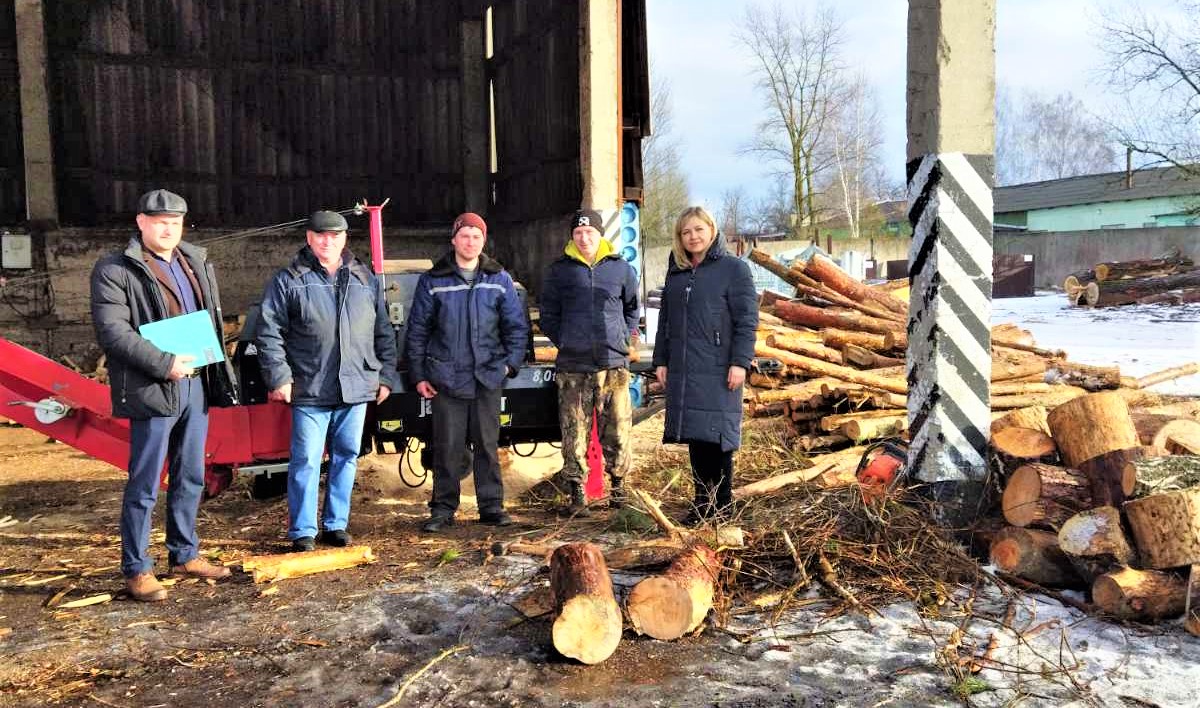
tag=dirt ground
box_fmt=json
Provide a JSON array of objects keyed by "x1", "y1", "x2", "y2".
[{"x1": 2, "y1": 415, "x2": 1198, "y2": 708}]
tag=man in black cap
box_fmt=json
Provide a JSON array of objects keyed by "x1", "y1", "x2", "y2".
[
  {"x1": 255, "y1": 210, "x2": 398, "y2": 552},
  {"x1": 90, "y1": 189, "x2": 239, "y2": 602},
  {"x1": 539, "y1": 209, "x2": 640, "y2": 515}
]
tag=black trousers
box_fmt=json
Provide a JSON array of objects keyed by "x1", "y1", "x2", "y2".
[
  {"x1": 429, "y1": 387, "x2": 504, "y2": 518},
  {"x1": 688, "y1": 441, "x2": 734, "y2": 515}
]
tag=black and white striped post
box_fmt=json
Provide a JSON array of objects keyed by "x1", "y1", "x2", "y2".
[{"x1": 906, "y1": 0, "x2": 996, "y2": 527}]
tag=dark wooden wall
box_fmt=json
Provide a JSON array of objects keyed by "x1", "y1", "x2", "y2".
[
  {"x1": 0, "y1": 2, "x2": 24, "y2": 225},
  {"x1": 44, "y1": 0, "x2": 466, "y2": 227}
]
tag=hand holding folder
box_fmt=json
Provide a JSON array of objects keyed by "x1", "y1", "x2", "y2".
[{"x1": 137, "y1": 310, "x2": 225, "y2": 367}]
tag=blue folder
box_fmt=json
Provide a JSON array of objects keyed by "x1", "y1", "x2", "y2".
[{"x1": 138, "y1": 310, "x2": 226, "y2": 366}]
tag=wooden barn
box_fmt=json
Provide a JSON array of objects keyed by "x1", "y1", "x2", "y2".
[{"x1": 0, "y1": 0, "x2": 649, "y2": 358}]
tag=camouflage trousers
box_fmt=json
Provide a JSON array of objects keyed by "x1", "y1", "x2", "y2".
[{"x1": 557, "y1": 368, "x2": 632, "y2": 485}]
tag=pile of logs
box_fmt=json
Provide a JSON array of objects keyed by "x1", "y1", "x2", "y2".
[
  {"x1": 990, "y1": 391, "x2": 1200, "y2": 632},
  {"x1": 1063, "y1": 251, "x2": 1199, "y2": 307},
  {"x1": 742, "y1": 249, "x2": 1198, "y2": 477}
]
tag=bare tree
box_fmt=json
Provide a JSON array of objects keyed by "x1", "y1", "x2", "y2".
[
  {"x1": 824, "y1": 72, "x2": 884, "y2": 239},
  {"x1": 995, "y1": 85, "x2": 1119, "y2": 185},
  {"x1": 735, "y1": 2, "x2": 844, "y2": 238},
  {"x1": 640, "y1": 72, "x2": 690, "y2": 246},
  {"x1": 1097, "y1": 2, "x2": 1200, "y2": 177},
  {"x1": 746, "y1": 175, "x2": 795, "y2": 236},
  {"x1": 718, "y1": 187, "x2": 748, "y2": 240}
]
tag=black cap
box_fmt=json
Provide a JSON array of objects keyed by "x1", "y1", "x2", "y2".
[
  {"x1": 137, "y1": 189, "x2": 187, "y2": 216},
  {"x1": 306, "y1": 210, "x2": 348, "y2": 233},
  {"x1": 571, "y1": 209, "x2": 604, "y2": 232}
]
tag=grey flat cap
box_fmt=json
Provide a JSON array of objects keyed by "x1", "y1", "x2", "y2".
[
  {"x1": 137, "y1": 189, "x2": 188, "y2": 215},
  {"x1": 307, "y1": 210, "x2": 348, "y2": 233}
]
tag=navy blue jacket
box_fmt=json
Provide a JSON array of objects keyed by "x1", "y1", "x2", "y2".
[
  {"x1": 652, "y1": 236, "x2": 758, "y2": 451},
  {"x1": 405, "y1": 252, "x2": 528, "y2": 398},
  {"x1": 255, "y1": 247, "x2": 399, "y2": 406},
  {"x1": 91, "y1": 237, "x2": 240, "y2": 419},
  {"x1": 540, "y1": 241, "x2": 639, "y2": 373}
]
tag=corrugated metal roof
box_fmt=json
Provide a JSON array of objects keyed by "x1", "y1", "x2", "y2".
[{"x1": 995, "y1": 166, "x2": 1200, "y2": 213}]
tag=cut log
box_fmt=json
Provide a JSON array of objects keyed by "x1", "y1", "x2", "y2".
[
  {"x1": 1088, "y1": 269, "x2": 1200, "y2": 307},
  {"x1": 990, "y1": 388, "x2": 1086, "y2": 410},
  {"x1": 795, "y1": 433, "x2": 851, "y2": 451},
  {"x1": 1134, "y1": 287, "x2": 1200, "y2": 306},
  {"x1": 754, "y1": 344, "x2": 908, "y2": 394},
  {"x1": 774, "y1": 300, "x2": 901, "y2": 338},
  {"x1": 818, "y1": 408, "x2": 907, "y2": 433},
  {"x1": 1129, "y1": 455, "x2": 1200, "y2": 497},
  {"x1": 241, "y1": 546, "x2": 376, "y2": 583},
  {"x1": 1057, "y1": 506, "x2": 1137, "y2": 581},
  {"x1": 992, "y1": 427, "x2": 1058, "y2": 464},
  {"x1": 626, "y1": 544, "x2": 721, "y2": 640},
  {"x1": 747, "y1": 252, "x2": 904, "y2": 323},
  {"x1": 1092, "y1": 567, "x2": 1188, "y2": 621},
  {"x1": 534, "y1": 347, "x2": 558, "y2": 363},
  {"x1": 990, "y1": 381, "x2": 1056, "y2": 396},
  {"x1": 1123, "y1": 487, "x2": 1200, "y2": 569},
  {"x1": 991, "y1": 358, "x2": 1049, "y2": 383},
  {"x1": 1002, "y1": 463, "x2": 1091, "y2": 530},
  {"x1": 1131, "y1": 413, "x2": 1184, "y2": 447},
  {"x1": 1093, "y1": 253, "x2": 1193, "y2": 282},
  {"x1": 1045, "y1": 361, "x2": 1122, "y2": 391},
  {"x1": 820, "y1": 328, "x2": 891, "y2": 352},
  {"x1": 765, "y1": 333, "x2": 844, "y2": 364},
  {"x1": 1154, "y1": 419, "x2": 1200, "y2": 455},
  {"x1": 989, "y1": 527, "x2": 1083, "y2": 588},
  {"x1": 1134, "y1": 362, "x2": 1200, "y2": 390},
  {"x1": 1047, "y1": 391, "x2": 1141, "y2": 506},
  {"x1": 748, "y1": 400, "x2": 786, "y2": 418},
  {"x1": 549, "y1": 543, "x2": 622, "y2": 664},
  {"x1": 991, "y1": 406, "x2": 1051, "y2": 436},
  {"x1": 841, "y1": 414, "x2": 907, "y2": 442},
  {"x1": 803, "y1": 254, "x2": 908, "y2": 315},
  {"x1": 841, "y1": 343, "x2": 902, "y2": 369}
]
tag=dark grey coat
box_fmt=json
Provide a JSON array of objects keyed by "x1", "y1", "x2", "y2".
[
  {"x1": 651, "y1": 236, "x2": 758, "y2": 451},
  {"x1": 90, "y1": 237, "x2": 238, "y2": 419},
  {"x1": 255, "y1": 247, "x2": 399, "y2": 406}
]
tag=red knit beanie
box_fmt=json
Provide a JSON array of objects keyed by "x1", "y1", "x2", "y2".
[{"x1": 452, "y1": 212, "x2": 487, "y2": 239}]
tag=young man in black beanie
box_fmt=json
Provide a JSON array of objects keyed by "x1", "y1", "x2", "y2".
[{"x1": 540, "y1": 209, "x2": 640, "y2": 515}]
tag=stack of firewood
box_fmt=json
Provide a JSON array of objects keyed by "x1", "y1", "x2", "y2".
[
  {"x1": 743, "y1": 249, "x2": 1198, "y2": 474},
  {"x1": 989, "y1": 391, "x2": 1200, "y2": 632},
  {"x1": 1063, "y1": 250, "x2": 1199, "y2": 307}
]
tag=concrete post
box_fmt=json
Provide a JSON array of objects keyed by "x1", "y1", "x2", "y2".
[
  {"x1": 905, "y1": 0, "x2": 996, "y2": 527},
  {"x1": 14, "y1": 0, "x2": 58, "y2": 226},
  {"x1": 579, "y1": 0, "x2": 621, "y2": 211}
]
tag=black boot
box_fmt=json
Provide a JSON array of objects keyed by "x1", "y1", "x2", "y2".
[
  {"x1": 567, "y1": 482, "x2": 591, "y2": 517},
  {"x1": 608, "y1": 477, "x2": 627, "y2": 509}
]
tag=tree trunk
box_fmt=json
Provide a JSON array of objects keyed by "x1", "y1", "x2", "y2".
[
  {"x1": 820, "y1": 328, "x2": 892, "y2": 352},
  {"x1": 841, "y1": 414, "x2": 907, "y2": 442},
  {"x1": 803, "y1": 254, "x2": 909, "y2": 315},
  {"x1": 549, "y1": 543, "x2": 623, "y2": 665},
  {"x1": 1132, "y1": 413, "x2": 1183, "y2": 447},
  {"x1": 841, "y1": 343, "x2": 903, "y2": 369},
  {"x1": 1153, "y1": 419, "x2": 1200, "y2": 455},
  {"x1": 819, "y1": 409, "x2": 907, "y2": 433},
  {"x1": 1088, "y1": 269, "x2": 1200, "y2": 307},
  {"x1": 765, "y1": 333, "x2": 844, "y2": 364},
  {"x1": 1094, "y1": 254, "x2": 1193, "y2": 282},
  {"x1": 748, "y1": 400, "x2": 786, "y2": 418},
  {"x1": 992, "y1": 427, "x2": 1058, "y2": 464},
  {"x1": 1134, "y1": 287, "x2": 1200, "y2": 305},
  {"x1": 1002, "y1": 463, "x2": 1091, "y2": 530},
  {"x1": 1129, "y1": 455, "x2": 1200, "y2": 497},
  {"x1": 1057, "y1": 506, "x2": 1137, "y2": 582},
  {"x1": 754, "y1": 344, "x2": 908, "y2": 394},
  {"x1": 626, "y1": 544, "x2": 721, "y2": 640},
  {"x1": 989, "y1": 527, "x2": 1083, "y2": 588},
  {"x1": 990, "y1": 357, "x2": 1050, "y2": 383},
  {"x1": 991, "y1": 406, "x2": 1051, "y2": 436},
  {"x1": 1134, "y1": 362, "x2": 1200, "y2": 390},
  {"x1": 1124, "y1": 487, "x2": 1200, "y2": 569},
  {"x1": 990, "y1": 388, "x2": 1087, "y2": 410},
  {"x1": 1045, "y1": 361, "x2": 1123, "y2": 391},
  {"x1": 241, "y1": 546, "x2": 376, "y2": 583},
  {"x1": 1047, "y1": 391, "x2": 1141, "y2": 506},
  {"x1": 1092, "y1": 567, "x2": 1188, "y2": 621}
]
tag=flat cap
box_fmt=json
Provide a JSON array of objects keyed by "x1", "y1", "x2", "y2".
[
  {"x1": 137, "y1": 189, "x2": 187, "y2": 216},
  {"x1": 307, "y1": 210, "x2": 348, "y2": 233}
]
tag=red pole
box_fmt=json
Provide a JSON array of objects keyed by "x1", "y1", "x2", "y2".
[{"x1": 362, "y1": 201, "x2": 387, "y2": 275}]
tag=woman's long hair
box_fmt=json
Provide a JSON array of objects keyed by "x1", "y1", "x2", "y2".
[{"x1": 672, "y1": 206, "x2": 719, "y2": 270}]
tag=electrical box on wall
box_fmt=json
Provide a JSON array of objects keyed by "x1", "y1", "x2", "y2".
[{"x1": 2, "y1": 231, "x2": 33, "y2": 269}]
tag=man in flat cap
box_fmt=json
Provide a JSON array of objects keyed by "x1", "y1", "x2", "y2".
[
  {"x1": 256, "y1": 210, "x2": 398, "y2": 552},
  {"x1": 540, "y1": 209, "x2": 639, "y2": 516},
  {"x1": 405, "y1": 212, "x2": 529, "y2": 533},
  {"x1": 90, "y1": 188, "x2": 239, "y2": 602}
]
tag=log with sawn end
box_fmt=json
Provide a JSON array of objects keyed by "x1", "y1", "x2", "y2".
[
  {"x1": 626, "y1": 544, "x2": 721, "y2": 640},
  {"x1": 241, "y1": 546, "x2": 376, "y2": 583},
  {"x1": 1002, "y1": 463, "x2": 1091, "y2": 530},
  {"x1": 1124, "y1": 487, "x2": 1200, "y2": 570},
  {"x1": 549, "y1": 543, "x2": 623, "y2": 665},
  {"x1": 989, "y1": 526, "x2": 1083, "y2": 588},
  {"x1": 1057, "y1": 506, "x2": 1137, "y2": 582},
  {"x1": 1092, "y1": 566, "x2": 1188, "y2": 621},
  {"x1": 1047, "y1": 391, "x2": 1141, "y2": 506},
  {"x1": 803, "y1": 254, "x2": 908, "y2": 315}
]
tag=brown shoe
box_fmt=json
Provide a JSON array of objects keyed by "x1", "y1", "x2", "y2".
[
  {"x1": 170, "y1": 557, "x2": 232, "y2": 581},
  {"x1": 126, "y1": 572, "x2": 168, "y2": 602}
]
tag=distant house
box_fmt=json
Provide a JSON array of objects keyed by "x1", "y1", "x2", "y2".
[
  {"x1": 994, "y1": 166, "x2": 1200, "y2": 232},
  {"x1": 816, "y1": 199, "x2": 912, "y2": 239}
]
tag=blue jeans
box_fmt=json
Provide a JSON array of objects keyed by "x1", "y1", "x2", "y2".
[
  {"x1": 121, "y1": 377, "x2": 208, "y2": 578},
  {"x1": 287, "y1": 403, "x2": 367, "y2": 540}
]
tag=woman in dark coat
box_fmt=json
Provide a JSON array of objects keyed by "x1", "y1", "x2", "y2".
[{"x1": 652, "y1": 206, "x2": 758, "y2": 523}]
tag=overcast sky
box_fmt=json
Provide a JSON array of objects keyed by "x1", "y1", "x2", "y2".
[{"x1": 645, "y1": 0, "x2": 1180, "y2": 209}]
